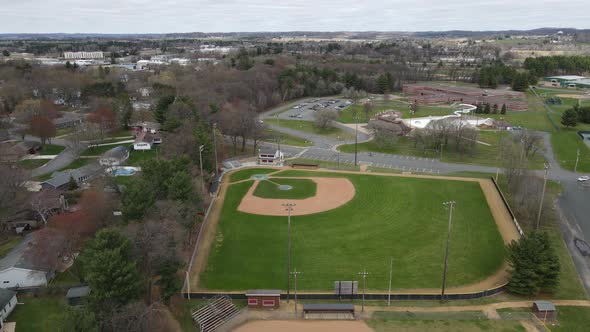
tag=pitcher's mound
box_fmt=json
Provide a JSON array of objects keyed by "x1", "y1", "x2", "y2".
[{"x1": 238, "y1": 177, "x2": 355, "y2": 216}]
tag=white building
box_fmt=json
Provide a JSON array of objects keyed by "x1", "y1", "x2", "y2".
[
  {"x1": 257, "y1": 148, "x2": 284, "y2": 165},
  {"x1": 0, "y1": 230, "x2": 65, "y2": 289},
  {"x1": 63, "y1": 51, "x2": 104, "y2": 60},
  {"x1": 0, "y1": 288, "x2": 17, "y2": 328}
]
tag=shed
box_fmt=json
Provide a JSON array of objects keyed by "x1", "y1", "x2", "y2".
[
  {"x1": 532, "y1": 300, "x2": 557, "y2": 322},
  {"x1": 245, "y1": 290, "x2": 281, "y2": 309},
  {"x1": 66, "y1": 286, "x2": 90, "y2": 306}
]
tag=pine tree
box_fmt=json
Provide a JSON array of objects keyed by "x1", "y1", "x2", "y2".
[
  {"x1": 561, "y1": 108, "x2": 578, "y2": 127},
  {"x1": 80, "y1": 229, "x2": 141, "y2": 311},
  {"x1": 507, "y1": 232, "x2": 560, "y2": 295},
  {"x1": 501, "y1": 104, "x2": 507, "y2": 115},
  {"x1": 484, "y1": 103, "x2": 491, "y2": 114},
  {"x1": 68, "y1": 176, "x2": 78, "y2": 191},
  {"x1": 492, "y1": 104, "x2": 499, "y2": 114}
]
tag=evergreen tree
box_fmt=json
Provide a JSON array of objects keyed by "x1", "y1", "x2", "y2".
[
  {"x1": 484, "y1": 103, "x2": 491, "y2": 114},
  {"x1": 561, "y1": 108, "x2": 578, "y2": 128},
  {"x1": 121, "y1": 179, "x2": 156, "y2": 221},
  {"x1": 68, "y1": 176, "x2": 78, "y2": 191},
  {"x1": 1, "y1": 50, "x2": 9, "y2": 57},
  {"x1": 492, "y1": 104, "x2": 499, "y2": 114},
  {"x1": 507, "y1": 232, "x2": 560, "y2": 295},
  {"x1": 501, "y1": 104, "x2": 507, "y2": 115},
  {"x1": 80, "y1": 229, "x2": 141, "y2": 310},
  {"x1": 168, "y1": 171, "x2": 193, "y2": 201}
]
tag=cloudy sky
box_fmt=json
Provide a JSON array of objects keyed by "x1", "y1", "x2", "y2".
[{"x1": 2, "y1": 0, "x2": 589, "y2": 34}]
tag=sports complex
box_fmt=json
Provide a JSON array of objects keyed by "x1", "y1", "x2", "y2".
[{"x1": 188, "y1": 166, "x2": 521, "y2": 296}]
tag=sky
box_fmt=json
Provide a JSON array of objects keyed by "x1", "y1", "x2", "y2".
[{"x1": 2, "y1": 0, "x2": 590, "y2": 34}]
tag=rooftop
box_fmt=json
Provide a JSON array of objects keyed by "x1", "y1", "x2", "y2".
[
  {"x1": 0, "y1": 288, "x2": 16, "y2": 308},
  {"x1": 245, "y1": 289, "x2": 281, "y2": 296},
  {"x1": 546, "y1": 75, "x2": 587, "y2": 81},
  {"x1": 533, "y1": 300, "x2": 556, "y2": 311},
  {"x1": 66, "y1": 286, "x2": 90, "y2": 298}
]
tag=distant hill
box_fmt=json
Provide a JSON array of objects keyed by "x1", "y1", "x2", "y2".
[{"x1": 1, "y1": 28, "x2": 589, "y2": 40}]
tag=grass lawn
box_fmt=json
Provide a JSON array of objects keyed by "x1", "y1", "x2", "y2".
[
  {"x1": 265, "y1": 118, "x2": 354, "y2": 140},
  {"x1": 550, "y1": 129, "x2": 590, "y2": 173},
  {"x1": 81, "y1": 143, "x2": 130, "y2": 156},
  {"x1": 0, "y1": 237, "x2": 21, "y2": 258},
  {"x1": 367, "y1": 315, "x2": 525, "y2": 332},
  {"x1": 39, "y1": 144, "x2": 65, "y2": 155},
  {"x1": 58, "y1": 158, "x2": 90, "y2": 171},
  {"x1": 262, "y1": 128, "x2": 313, "y2": 147},
  {"x1": 338, "y1": 131, "x2": 546, "y2": 169},
  {"x1": 551, "y1": 306, "x2": 590, "y2": 332},
  {"x1": 18, "y1": 159, "x2": 48, "y2": 169},
  {"x1": 126, "y1": 148, "x2": 159, "y2": 166},
  {"x1": 201, "y1": 171, "x2": 505, "y2": 291},
  {"x1": 9, "y1": 295, "x2": 66, "y2": 332},
  {"x1": 228, "y1": 168, "x2": 278, "y2": 182},
  {"x1": 253, "y1": 178, "x2": 317, "y2": 199}
]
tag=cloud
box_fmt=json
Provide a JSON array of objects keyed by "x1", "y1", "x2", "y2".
[{"x1": 1, "y1": 0, "x2": 589, "y2": 33}]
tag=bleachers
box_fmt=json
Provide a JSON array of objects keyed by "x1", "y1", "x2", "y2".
[{"x1": 192, "y1": 295, "x2": 240, "y2": 332}]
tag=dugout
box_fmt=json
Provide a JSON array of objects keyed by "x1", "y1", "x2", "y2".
[
  {"x1": 532, "y1": 300, "x2": 557, "y2": 322},
  {"x1": 303, "y1": 303, "x2": 355, "y2": 314},
  {"x1": 245, "y1": 290, "x2": 281, "y2": 309}
]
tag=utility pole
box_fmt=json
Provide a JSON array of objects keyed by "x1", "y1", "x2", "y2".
[
  {"x1": 212, "y1": 123, "x2": 219, "y2": 177},
  {"x1": 358, "y1": 269, "x2": 369, "y2": 312},
  {"x1": 536, "y1": 164, "x2": 550, "y2": 230},
  {"x1": 354, "y1": 117, "x2": 359, "y2": 166},
  {"x1": 574, "y1": 149, "x2": 580, "y2": 173},
  {"x1": 199, "y1": 145, "x2": 205, "y2": 194},
  {"x1": 283, "y1": 203, "x2": 296, "y2": 302},
  {"x1": 387, "y1": 257, "x2": 393, "y2": 306},
  {"x1": 441, "y1": 201, "x2": 456, "y2": 302},
  {"x1": 291, "y1": 268, "x2": 302, "y2": 315},
  {"x1": 186, "y1": 270, "x2": 190, "y2": 300}
]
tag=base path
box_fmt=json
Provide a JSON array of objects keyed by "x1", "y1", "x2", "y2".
[
  {"x1": 237, "y1": 177, "x2": 355, "y2": 216},
  {"x1": 233, "y1": 320, "x2": 373, "y2": 332}
]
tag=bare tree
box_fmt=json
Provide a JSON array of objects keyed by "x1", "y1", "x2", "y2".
[
  {"x1": 0, "y1": 163, "x2": 30, "y2": 232},
  {"x1": 516, "y1": 130, "x2": 543, "y2": 158},
  {"x1": 109, "y1": 302, "x2": 180, "y2": 332},
  {"x1": 363, "y1": 101, "x2": 373, "y2": 122},
  {"x1": 314, "y1": 108, "x2": 338, "y2": 130},
  {"x1": 368, "y1": 120, "x2": 399, "y2": 148}
]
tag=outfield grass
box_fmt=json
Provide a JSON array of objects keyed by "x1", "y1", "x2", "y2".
[
  {"x1": 9, "y1": 295, "x2": 66, "y2": 332},
  {"x1": 265, "y1": 118, "x2": 354, "y2": 140},
  {"x1": 228, "y1": 168, "x2": 278, "y2": 182},
  {"x1": 253, "y1": 178, "x2": 317, "y2": 199},
  {"x1": 201, "y1": 171, "x2": 505, "y2": 291}
]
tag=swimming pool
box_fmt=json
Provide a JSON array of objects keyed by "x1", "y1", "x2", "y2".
[{"x1": 113, "y1": 167, "x2": 138, "y2": 176}]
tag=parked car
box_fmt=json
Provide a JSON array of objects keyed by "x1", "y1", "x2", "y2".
[
  {"x1": 296, "y1": 114, "x2": 303, "y2": 118},
  {"x1": 578, "y1": 176, "x2": 589, "y2": 182}
]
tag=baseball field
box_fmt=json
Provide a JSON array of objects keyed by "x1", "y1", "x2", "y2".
[{"x1": 195, "y1": 168, "x2": 516, "y2": 292}]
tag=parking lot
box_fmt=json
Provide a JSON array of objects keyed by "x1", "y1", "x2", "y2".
[{"x1": 278, "y1": 98, "x2": 352, "y2": 121}]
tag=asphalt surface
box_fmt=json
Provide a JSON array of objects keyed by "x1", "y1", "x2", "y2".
[{"x1": 261, "y1": 101, "x2": 590, "y2": 298}]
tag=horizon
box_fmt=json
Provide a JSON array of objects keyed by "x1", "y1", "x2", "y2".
[{"x1": 2, "y1": 0, "x2": 590, "y2": 34}]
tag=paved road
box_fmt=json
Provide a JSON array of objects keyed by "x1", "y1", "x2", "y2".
[{"x1": 261, "y1": 101, "x2": 590, "y2": 297}]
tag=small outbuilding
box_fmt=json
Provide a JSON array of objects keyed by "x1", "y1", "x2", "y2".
[
  {"x1": 245, "y1": 290, "x2": 281, "y2": 309},
  {"x1": 532, "y1": 300, "x2": 557, "y2": 322},
  {"x1": 66, "y1": 286, "x2": 90, "y2": 306}
]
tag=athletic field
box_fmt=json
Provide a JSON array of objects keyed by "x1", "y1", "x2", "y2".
[{"x1": 199, "y1": 169, "x2": 507, "y2": 291}]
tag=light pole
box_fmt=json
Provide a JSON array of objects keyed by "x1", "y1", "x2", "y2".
[
  {"x1": 199, "y1": 145, "x2": 205, "y2": 193},
  {"x1": 291, "y1": 268, "x2": 302, "y2": 315},
  {"x1": 212, "y1": 123, "x2": 219, "y2": 177},
  {"x1": 441, "y1": 201, "x2": 456, "y2": 302},
  {"x1": 358, "y1": 269, "x2": 369, "y2": 312},
  {"x1": 575, "y1": 149, "x2": 580, "y2": 173},
  {"x1": 283, "y1": 203, "x2": 296, "y2": 302},
  {"x1": 536, "y1": 164, "x2": 550, "y2": 230},
  {"x1": 354, "y1": 116, "x2": 359, "y2": 166},
  {"x1": 387, "y1": 257, "x2": 393, "y2": 306}
]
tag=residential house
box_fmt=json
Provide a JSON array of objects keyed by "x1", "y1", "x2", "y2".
[
  {"x1": 130, "y1": 121, "x2": 160, "y2": 134},
  {"x1": 0, "y1": 288, "x2": 17, "y2": 328},
  {"x1": 133, "y1": 132, "x2": 161, "y2": 151},
  {"x1": 42, "y1": 164, "x2": 102, "y2": 190},
  {"x1": 98, "y1": 146, "x2": 130, "y2": 167},
  {"x1": 257, "y1": 148, "x2": 284, "y2": 165},
  {"x1": 0, "y1": 229, "x2": 66, "y2": 289}
]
